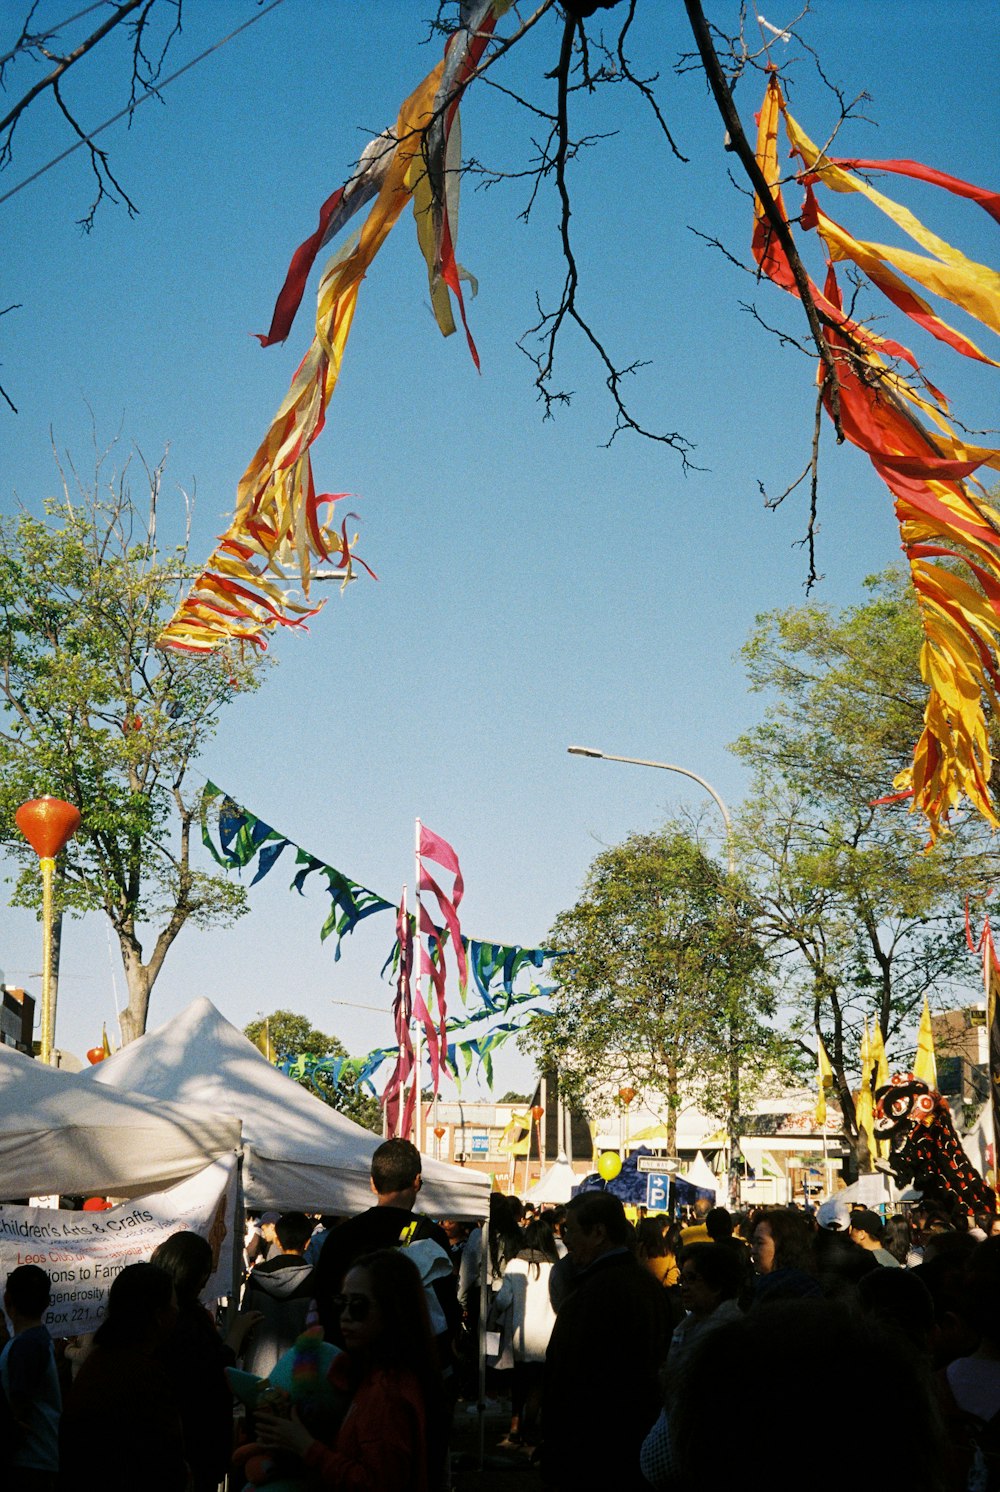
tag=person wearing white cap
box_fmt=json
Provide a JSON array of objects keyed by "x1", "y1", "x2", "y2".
[{"x1": 817, "y1": 1196, "x2": 850, "y2": 1231}]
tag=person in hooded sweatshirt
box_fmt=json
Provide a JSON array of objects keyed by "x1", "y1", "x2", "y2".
[{"x1": 240, "y1": 1212, "x2": 316, "y2": 1377}]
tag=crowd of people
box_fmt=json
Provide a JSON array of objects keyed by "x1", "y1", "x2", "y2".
[{"x1": 2, "y1": 1145, "x2": 999, "y2": 1491}]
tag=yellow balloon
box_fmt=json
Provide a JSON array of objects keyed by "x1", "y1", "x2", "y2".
[{"x1": 597, "y1": 1151, "x2": 622, "y2": 1181}]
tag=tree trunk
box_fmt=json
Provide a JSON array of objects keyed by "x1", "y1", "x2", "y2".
[
  {"x1": 727, "y1": 1021, "x2": 741, "y2": 1206},
  {"x1": 848, "y1": 1128, "x2": 874, "y2": 1178},
  {"x1": 118, "y1": 945, "x2": 154, "y2": 1045},
  {"x1": 113, "y1": 889, "x2": 191, "y2": 1043},
  {"x1": 666, "y1": 1057, "x2": 678, "y2": 1153}
]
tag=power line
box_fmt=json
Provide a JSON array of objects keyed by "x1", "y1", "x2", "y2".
[{"x1": 0, "y1": 0, "x2": 290, "y2": 209}]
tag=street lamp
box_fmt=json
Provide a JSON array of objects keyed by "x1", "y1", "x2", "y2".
[
  {"x1": 567, "y1": 746, "x2": 733, "y2": 871},
  {"x1": 14, "y1": 796, "x2": 81, "y2": 1064},
  {"x1": 567, "y1": 744, "x2": 741, "y2": 1204}
]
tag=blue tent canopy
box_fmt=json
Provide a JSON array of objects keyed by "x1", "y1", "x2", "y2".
[{"x1": 573, "y1": 1146, "x2": 715, "y2": 1207}]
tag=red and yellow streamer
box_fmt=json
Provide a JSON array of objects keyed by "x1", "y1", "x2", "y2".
[
  {"x1": 158, "y1": 4, "x2": 510, "y2": 655},
  {"x1": 753, "y1": 74, "x2": 1000, "y2": 841}
]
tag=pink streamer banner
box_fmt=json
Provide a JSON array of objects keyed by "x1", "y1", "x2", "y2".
[
  {"x1": 418, "y1": 824, "x2": 468, "y2": 991},
  {"x1": 416, "y1": 823, "x2": 468, "y2": 1092}
]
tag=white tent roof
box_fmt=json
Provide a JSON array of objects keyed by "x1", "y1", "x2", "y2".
[
  {"x1": 677, "y1": 1150, "x2": 718, "y2": 1196},
  {"x1": 86, "y1": 998, "x2": 491, "y2": 1217},
  {"x1": 0, "y1": 1041, "x2": 242, "y2": 1200},
  {"x1": 523, "y1": 1158, "x2": 578, "y2": 1204}
]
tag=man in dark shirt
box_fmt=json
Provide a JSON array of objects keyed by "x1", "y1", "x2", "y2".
[
  {"x1": 313, "y1": 1139, "x2": 457, "y2": 1343},
  {"x1": 543, "y1": 1192, "x2": 668, "y2": 1492}
]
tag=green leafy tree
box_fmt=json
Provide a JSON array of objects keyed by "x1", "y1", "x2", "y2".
[
  {"x1": 733, "y1": 568, "x2": 995, "y2": 1172},
  {"x1": 244, "y1": 1009, "x2": 383, "y2": 1135},
  {"x1": 522, "y1": 824, "x2": 787, "y2": 1153},
  {"x1": 0, "y1": 447, "x2": 267, "y2": 1043}
]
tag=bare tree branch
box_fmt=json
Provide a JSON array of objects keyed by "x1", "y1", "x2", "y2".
[
  {"x1": 0, "y1": 301, "x2": 19, "y2": 413},
  {"x1": 613, "y1": 0, "x2": 688, "y2": 163},
  {"x1": 0, "y1": 1, "x2": 146, "y2": 154},
  {"x1": 51, "y1": 77, "x2": 139, "y2": 229},
  {"x1": 681, "y1": 0, "x2": 844, "y2": 441},
  {"x1": 516, "y1": 10, "x2": 696, "y2": 457}
]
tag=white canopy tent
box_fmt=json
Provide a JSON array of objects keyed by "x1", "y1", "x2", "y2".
[
  {"x1": 0, "y1": 1041, "x2": 242, "y2": 1200},
  {"x1": 86, "y1": 997, "x2": 492, "y2": 1217},
  {"x1": 522, "y1": 1158, "x2": 578, "y2": 1204},
  {"x1": 677, "y1": 1150, "x2": 718, "y2": 1197}
]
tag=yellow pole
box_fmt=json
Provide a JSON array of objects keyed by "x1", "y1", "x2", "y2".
[{"x1": 40, "y1": 856, "x2": 56, "y2": 1064}]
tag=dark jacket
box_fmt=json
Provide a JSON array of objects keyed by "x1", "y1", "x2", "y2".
[
  {"x1": 314, "y1": 1208, "x2": 458, "y2": 1346},
  {"x1": 241, "y1": 1254, "x2": 315, "y2": 1378},
  {"x1": 543, "y1": 1247, "x2": 668, "y2": 1492},
  {"x1": 158, "y1": 1302, "x2": 236, "y2": 1492},
  {"x1": 62, "y1": 1344, "x2": 186, "y2": 1492}
]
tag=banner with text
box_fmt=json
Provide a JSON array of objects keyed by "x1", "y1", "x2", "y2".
[{"x1": 0, "y1": 1155, "x2": 237, "y2": 1337}]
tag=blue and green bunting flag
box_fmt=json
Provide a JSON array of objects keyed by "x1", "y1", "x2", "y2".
[
  {"x1": 201, "y1": 782, "x2": 394, "y2": 958},
  {"x1": 381, "y1": 930, "x2": 564, "y2": 1011},
  {"x1": 203, "y1": 782, "x2": 564, "y2": 992},
  {"x1": 467, "y1": 941, "x2": 564, "y2": 1011},
  {"x1": 279, "y1": 1050, "x2": 387, "y2": 1099}
]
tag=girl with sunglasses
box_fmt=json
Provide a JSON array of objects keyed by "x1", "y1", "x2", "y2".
[{"x1": 256, "y1": 1247, "x2": 443, "y2": 1490}]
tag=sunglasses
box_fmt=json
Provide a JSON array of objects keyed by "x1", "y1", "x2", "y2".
[{"x1": 334, "y1": 1293, "x2": 374, "y2": 1322}]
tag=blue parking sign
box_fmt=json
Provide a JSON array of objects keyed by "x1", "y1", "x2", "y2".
[{"x1": 645, "y1": 1172, "x2": 671, "y2": 1212}]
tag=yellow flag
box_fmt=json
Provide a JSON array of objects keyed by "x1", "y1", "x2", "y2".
[
  {"x1": 498, "y1": 1112, "x2": 531, "y2": 1155},
  {"x1": 855, "y1": 1020, "x2": 875, "y2": 1165},
  {"x1": 869, "y1": 1022, "x2": 890, "y2": 1158},
  {"x1": 814, "y1": 1036, "x2": 834, "y2": 1128},
  {"x1": 914, "y1": 996, "x2": 938, "y2": 1088},
  {"x1": 870, "y1": 1022, "x2": 890, "y2": 1092},
  {"x1": 253, "y1": 1023, "x2": 275, "y2": 1063}
]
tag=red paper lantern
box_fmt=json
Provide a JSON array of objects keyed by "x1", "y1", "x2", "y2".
[
  {"x1": 530, "y1": 1104, "x2": 544, "y2": 1122},
  {"x1": 433, "y1": 1125, "x2": 446, "y2": 1139},
  {"x1": 14, "y1": 797, "x2": 81, "y2": 859},
  {"x1": 86, "y1": 1047, "x2": 106, "y2": 1065},
  {"x1": 618, "y1": 1086, "x2": 637, "y2": 1106}
]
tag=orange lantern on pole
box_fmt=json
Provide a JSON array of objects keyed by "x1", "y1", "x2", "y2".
[
  {"x1": 530, "y1": 1104, "x2": 545, "y2": 1180},
  {"x1": 433, "y1": 1125, "x2": 446, "y2": 1139},
  {"x1": 15, "y1": 796, "x2": 81, "y2": 1065},
  {"x1": 618, "y1": 1087, "x2": 637, "y2": 1161}
]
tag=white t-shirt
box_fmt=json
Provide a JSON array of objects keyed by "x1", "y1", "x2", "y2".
[{"x1": 494, "y1": 1255, "x2": 557, "y2": 1362}]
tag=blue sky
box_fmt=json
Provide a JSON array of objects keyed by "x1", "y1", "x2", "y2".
[{"x1": 1, "y1": 1, "x2": 997, "y2": 1092}]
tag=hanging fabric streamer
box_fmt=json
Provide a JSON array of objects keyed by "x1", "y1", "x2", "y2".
[
  {"x1": 157, "y1": 2, "x2": 513, "y2": 655},
  {"x1": 201, "y1": 783, "x2": 561, "y2": 1105},
  {"x1": 752, "y1": 76, "x2": 1000, "y2": 841},
  {"x1": 416, "y1": 822, "x2": 468, "y2": 1091}
]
